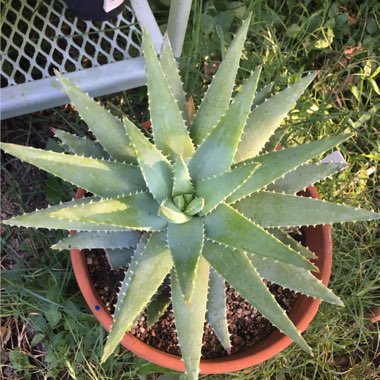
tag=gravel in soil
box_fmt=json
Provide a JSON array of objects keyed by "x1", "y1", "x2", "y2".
[{"x1": 86, "y1": 249, "x2": 298, "y2": 359}]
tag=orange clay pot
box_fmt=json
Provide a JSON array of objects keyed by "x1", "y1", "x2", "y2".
[{"x1": 70, "y1": 185, "x2": 332, "y2": 374}]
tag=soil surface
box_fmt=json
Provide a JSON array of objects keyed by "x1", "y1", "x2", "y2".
[{"x1": 86, "y1": 248, "x2": 298, "y2": 358}]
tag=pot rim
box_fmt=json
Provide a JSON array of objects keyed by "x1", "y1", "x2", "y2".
[{"x1": 70, "y1": 185, "x2": 332, "y2": 374}]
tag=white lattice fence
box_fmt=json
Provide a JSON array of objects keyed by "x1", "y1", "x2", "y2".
[{"x1": 0, "y1": 0, "x2": 162, "y2": 119}]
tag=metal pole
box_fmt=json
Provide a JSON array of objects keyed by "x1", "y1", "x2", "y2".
[{"x1": 167, "y1": 0, "x2": 193, "y2": 58}]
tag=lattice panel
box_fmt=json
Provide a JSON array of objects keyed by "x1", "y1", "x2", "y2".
[{"x1": 1, "y1": 0, "x2": 143, "y2": 88}]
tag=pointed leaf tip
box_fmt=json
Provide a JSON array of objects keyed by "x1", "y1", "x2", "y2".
[
  {"x1": 142, "y1": 29, "x2": 194, "y2": 160},
  {"x1": 190, "y1": 15, "x2": 252, "y2": 145},
  {"x1": 235, "y1": 71, "x2": 319, "y2": 163}
]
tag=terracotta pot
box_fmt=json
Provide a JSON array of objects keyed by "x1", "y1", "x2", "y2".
[{"x1": 70, "y1": 185, "x2": 332, "y2": 374}]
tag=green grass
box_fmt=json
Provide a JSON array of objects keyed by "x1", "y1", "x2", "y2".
[{"x1": 1, "y1": 0, "x2": 379, "y2": 379}]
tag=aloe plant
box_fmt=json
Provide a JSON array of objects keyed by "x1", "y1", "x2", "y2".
[{"x1": 2, "y1": 16, "x2": 379, "y2": 380}]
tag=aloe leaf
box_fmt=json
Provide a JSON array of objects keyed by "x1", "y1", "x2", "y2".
[
  {"x1": 160, "y1": 34, "x2": 189, "y2": 124},
  {"x1": 206, "y1": 268, "x2": 231, "y2": 351},
  {"x1": 202, "y1": 240, "x2": 312, "y2": 354},
  {"x1": 227, "y1": 134, "x2": 352, "y2": 202},
  {"x1": 188, "y1": 67, "x2": 261, "y2": 180},
  {"x1": 158, "y1": 199, "x2": 192, "y2": 224},
  {"x1": 247, "y1": 253, "x2": 344, "y2": 306},
  {"x1": 167, "y1": 218, "x2": 204, "y2": 302},
  {"x1": 147, "y1": 282, "x2": 171, "y2": 328},
  {"x1": 2, "y1": 196, "x2": 127, "y2": 231},
  {"x1": 172, "y1": 156, "x2": 194, "y2": 196},
  {"x1": 263, "y1": 126, "x2": 289, "y2": 153},
  {"x1": 1, "y1": 143, "x2": 146, "y2": 198},
  {"x1": 183, "y1": 197, "x2": 204, "y2": 216},
  {"x1": 190, "y1": 15, "x2": 252, "y2": 145},
  {"x1": 235, "y1": 71, "x2": 318, "y2": 163},
  {"x1": 53, "y1": 129, "x2": 109, "y2": 159},
  {"x1": 142, "y1": 30, "x2": 194, "y2": 161},
  {"x1": 50, "y1": 193, "x2": 167, "y2": 231},
  {"x1": 268, "y1": 229, "x2": 316, "y2": 260},
  {"x1": 101, "y1": 231, "x2": 173, "y2": 363},
  {"x1": 204, "y1": 203, "x2": 316, "y2": 271},
  {"x1": 197, "y1": 162, "x2": 261, "y2": 216},
  {"x1": 52, "y1": 230, "x2": 141, "y2": 250},
  {"x1": 123, "y1": 119, "x2": 173, "y2": 202},
  {"x1": 106, "y1": 248, "x2": 135, "y2": 270},
  {"x1": 234, "y1": 191, "x2": 380, "y2": 227},
  {"x1": 252, "y1": 82, "x2": 274, "y2": 108},
  {"x1": 171, "y1": 256, "x2": 209, "y2": 380},
  {"x1": 267, "y1": 163, "x2": 348, "y2": 194},
  {"x1": 55, "y1": 71, "x2": 136, "y2": 163}
]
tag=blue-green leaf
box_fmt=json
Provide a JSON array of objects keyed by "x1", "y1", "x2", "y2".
[
  {"x1": 101, "y1": 231, "x2": 173, "y2": 363},
  {"x1": 202, "y1": 240, "x2": 312, "y2": 354},
  {"x1": 55, "y1": 71, "x2": 136, "y2": 163},
  {"x1": 167, "y1": 218, "x2": 204, "y2": 301},
  {"x1": 234, "y1": 191, "x2": 380, "y2": 227},
  {"x1": 206, "y1": 268, "x2": 231, "y2": 351},
  {"x1": 190, "y1": 15, "x2": 252, "y2": 145},
  {"x1": 2, "y1": 196, "x2": 126, "y2": 231},
  {"x1": 146, "y1": 282, "x2": 171, "y2": 328},
  {"x1": 52, "y1": 230, "x2": 141, "y2": 250},
  {"x1": 267, "y1": 163, "x2": 348, "y2": 194},
  {"x1": 172, "y1": 156, "x2": 194, "y2": 196},
  {"x1": 171, "y1": 256, "x2": 209, "y2": 380},
  {"x1": 106, "y1": 248, "x2": 135, "y2": 270},
  {"x1": 204, "y1": 203, "x2": 316, "y2": 271},
  {"x1": 188, "y1": 67, "x2": 261, "y2": 180},
  {"x1": 53, "y1": 129, "x2": 109, "y2": 159},
  {"x1": 196, "y1": 162, "x2": 260, "y2": 215},
  {"x1": 235, "y1": 72, "x2": 318, "y2": 163},
  {"x1": 50, "y1": 193, "x2": 167, "y2": 231},
  {"x1": 124, "y1": 119, "x2": 173, "y2": 202},
  {"x1": 143, "y1": 30, "x2": 194, "y2": 160},
  {"x1": 160, "y1": 34, "x2": 189, "y2": 124},
  {"x1": 248, "y1": 253, "x2": 344, "y2": 306},
  {"x1": 158, "y1": 199, "x2": 192, "y2": 224},
  {"x1": 227, "y1": 134, "x2": 353, "y2": 202},
  {"x1": 1, "y1": 143, "x2": 146, "y2": 198}
]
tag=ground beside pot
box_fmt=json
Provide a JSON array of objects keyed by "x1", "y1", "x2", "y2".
[{"x1": 70, "y1": 185, "x2": 333, "y2": 374}]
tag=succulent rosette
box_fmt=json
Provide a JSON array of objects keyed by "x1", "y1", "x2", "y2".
[{"x1": 2, "y1": 16, "x2": 379, "y2": 380}]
